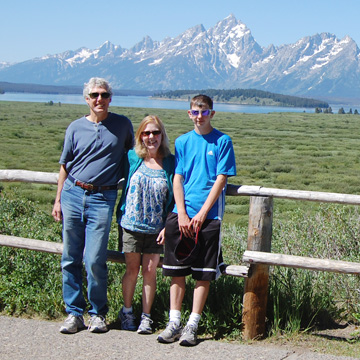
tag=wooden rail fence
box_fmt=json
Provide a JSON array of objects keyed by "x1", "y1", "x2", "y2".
[{"x1": 2, "y1": 169, "x2": 360, "y2": 340}]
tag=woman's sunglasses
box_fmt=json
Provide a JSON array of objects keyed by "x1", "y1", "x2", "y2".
[{"x1": 141, "y1": 130, "x2": 162, "y2": 137}]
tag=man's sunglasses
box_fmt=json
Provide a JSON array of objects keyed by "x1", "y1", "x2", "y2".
[
  {"x1": 88, "y1": 92, "x2": 111, "y2": 99},
  {"x1": 141, "y1": 130, "x2": 162, "y2": 136},
  {"x1": 189, "y1": 109, "x2": 213, "y2": 116}
]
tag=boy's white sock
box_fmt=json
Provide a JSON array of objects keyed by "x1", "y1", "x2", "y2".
[
  {"x1": 169, "y1": 310, "x2": 181, "y2": 325},
  {"x1": 187, "y1": 312, "x2": 201, "y2": 328}
]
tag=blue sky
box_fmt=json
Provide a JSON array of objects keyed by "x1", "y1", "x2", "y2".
[{"x1": 2, "y1": 0, "x2": 360, "y2": 63}]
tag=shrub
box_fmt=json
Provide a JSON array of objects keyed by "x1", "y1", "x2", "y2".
[{"x1": 268, "y1": 204, "x2": 360, "y2": 334}]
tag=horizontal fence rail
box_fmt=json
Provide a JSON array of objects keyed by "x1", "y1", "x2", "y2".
[
  {"x1": 0, "y1": 169, "x2": 59, "y2": 184},
  {"x1": 2, "y1": 170, "x2": 360, "y2": 205},
  {"x1": 0, "y1": 234, "x2": 249, "y2": 277},
  {"x1": 226, "y1": 184, "x2": 360, "y2": 205},
  {"x1": 0, "y1": 234, "x2": 124, "y2": 262},
  {"x1": 243, "y1": 250, "x2": 360, "y2": 275}
]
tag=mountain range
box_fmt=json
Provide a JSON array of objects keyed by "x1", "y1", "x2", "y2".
[{"x1": 1, "y1": 14, "x2": 359, "y2": 99}]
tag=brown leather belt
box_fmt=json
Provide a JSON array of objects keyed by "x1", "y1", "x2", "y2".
[
  {"x1": 75, "y1": 180, "x2": 117, "y2": 191},
  {"x1": 68, "y1": 175, "x2": 117, "y2": 192}
]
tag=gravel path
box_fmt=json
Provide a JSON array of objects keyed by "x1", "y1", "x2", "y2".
[{"x1": 0, "y1": 316, "x2": 357, "y2": 360}]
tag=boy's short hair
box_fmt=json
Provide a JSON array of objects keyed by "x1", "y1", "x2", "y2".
[{"x1": 190, "y1": 94, "x2": 213, "y2": 109}]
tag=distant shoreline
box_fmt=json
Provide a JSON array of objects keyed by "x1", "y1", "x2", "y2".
[{"x1": 151, "y1": 96, "x2": 297, "y2": 108}]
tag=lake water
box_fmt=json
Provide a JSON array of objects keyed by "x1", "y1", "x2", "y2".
[{"x1": 0, "y1": 92, "x2": 319, "y2": 114}]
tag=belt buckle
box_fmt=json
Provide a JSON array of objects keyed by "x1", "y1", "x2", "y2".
[{"x1": 87, "y1": 183, "x2": 94, "y2": 191}]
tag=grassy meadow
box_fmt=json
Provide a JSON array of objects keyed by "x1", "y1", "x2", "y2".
[
  {"x1": 2, "y1": 100, "x2": 360, "y2": 224},
  {"x1": 1, "y1": 100, "x2": 360, "y2": 356}
]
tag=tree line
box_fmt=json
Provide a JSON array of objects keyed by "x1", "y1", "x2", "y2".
[
  {"x1": 315, "y1": 107, "x2": 359, "y2": 114},
  {"x1": 154, "y1": 89, "x2": 329, "y2": 108}
]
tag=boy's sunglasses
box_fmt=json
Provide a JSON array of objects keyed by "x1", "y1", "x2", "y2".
[
  {"x1": 189, "y1": 109, "x2": 213, "y2": 116},
  {"x1": 141, "y1": 130, "x2": 162, "y2": 136},
  {"x1": 88, "y1": 92, "x2": 111, "y2": 99}
]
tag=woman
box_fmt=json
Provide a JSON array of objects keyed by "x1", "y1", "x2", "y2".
[{"x1": 117, "y1": 115, "x2": 175, "y2": 334}]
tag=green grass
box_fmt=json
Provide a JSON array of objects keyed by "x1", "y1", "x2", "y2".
[
  {"x1": 2, "y1": 101, "x2": 360, "y2": 357},
  {"x1": 2, "y1": 101, "x2": 360, "y2": 220}
]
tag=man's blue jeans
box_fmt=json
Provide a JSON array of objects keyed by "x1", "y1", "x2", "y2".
[{"x1": 60, "y1": 178, "x2": 117, "y2": 317}]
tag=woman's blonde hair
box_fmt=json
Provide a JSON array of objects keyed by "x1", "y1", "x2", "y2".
[{"x1": 134, "y1": 115, "x2": 170, "y2": 159}]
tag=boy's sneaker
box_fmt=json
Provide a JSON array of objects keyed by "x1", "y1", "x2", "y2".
[
  {"x1": 157, "y1": 321, "x2": 183, "y2": 343},
  {"x1": 119, "y1": 308, "x2": 137, "y2": 331},
  {"x1": 179, "y1": 324, "x2": 198, "y2": 346},
  {"x1": 59, "y1": 314, "x2": 86, "y2": 334},
  {"x1": 88, "y1": 315, "x2": 108, "y2": 333},
  {"x1": 137, "y1": 314, "x2": 153, "y2": 334}
]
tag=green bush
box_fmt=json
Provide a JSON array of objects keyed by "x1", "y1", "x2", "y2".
[
  {"x1": 268, "y1": 204, "x2": 360, "y2": 334},
  {"x1": 0, "y1": 193, "x2": 63, "y2": 318}
]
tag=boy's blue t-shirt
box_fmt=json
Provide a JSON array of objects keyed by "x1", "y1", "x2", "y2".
[{"x1": 173, "y1": 128, "x2": 236, "y2": 220}]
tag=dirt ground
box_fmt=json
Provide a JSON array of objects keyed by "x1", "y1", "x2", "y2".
[
  {"x1": 258, "y1": 323, "x2": 360, "y2": 359},
  {"x1": 314, "y1": 323, "x2": 360, "y2": 340},
  {"x1": 1, "y1": 315, "x2": 359, "y2": 360}
]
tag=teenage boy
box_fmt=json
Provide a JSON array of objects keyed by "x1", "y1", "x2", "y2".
[{"x1": 157, "y1": 94, "x2": 236, "y2": 346}]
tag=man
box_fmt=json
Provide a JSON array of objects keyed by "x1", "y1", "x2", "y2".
[{"x1": 52, "y1": 77, "x2": 133, "y2": 334}]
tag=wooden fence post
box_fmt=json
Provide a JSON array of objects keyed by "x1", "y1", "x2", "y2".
[{"x1": 242, "y1": 196, "x2": 273, "y2": 340}]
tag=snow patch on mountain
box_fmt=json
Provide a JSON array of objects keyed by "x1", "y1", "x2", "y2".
[{"x1": 66, "y1": 48, "x2": 97, "y2": 65}]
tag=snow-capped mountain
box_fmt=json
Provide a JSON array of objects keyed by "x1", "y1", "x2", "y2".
[{"x1": 1, "y1": 14, "x2": 359, "y2": 98}]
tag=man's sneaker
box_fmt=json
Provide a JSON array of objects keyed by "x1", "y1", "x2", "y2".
[
  {"x1": 179, "y1": 324, "x2": 198, "y2": 346},
  {"x1": 59, "y1": 314, "x2": 85, "y2": 334},
  {"x1": 88, "y1": 315, "x2": 108, "y2": 333},
  {"x1": 157, "y1": 321, "x2": 183, "y2": 343},
  {"x1": 137, "y1": 314, "x2": 153, "y2": 334},
  {"x1": 119, "y1": 308, "x2": 137, "y2": 331}
]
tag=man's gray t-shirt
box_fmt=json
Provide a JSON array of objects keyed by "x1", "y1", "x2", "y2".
[{"x1": 60, "y1": 113, "x2": 133, "y2": 186}]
